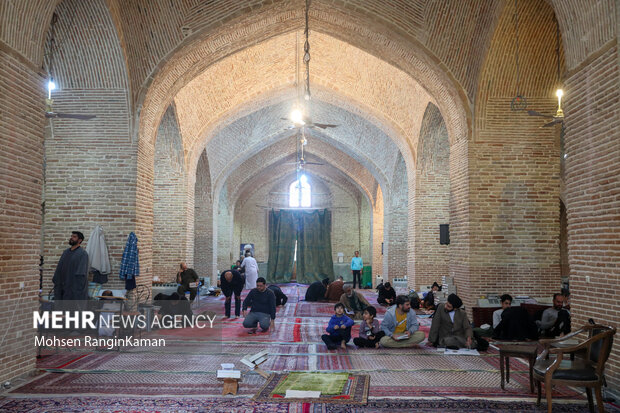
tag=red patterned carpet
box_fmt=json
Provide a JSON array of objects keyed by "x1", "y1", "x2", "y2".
[{"x1": 5, "y1": 284, "x2": 611, "y2": 412}]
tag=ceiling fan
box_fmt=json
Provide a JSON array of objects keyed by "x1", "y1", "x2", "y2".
[
  {"x1": 283, "y1": 129, "x2": 324, "y2": 170},
  {"x1": 44, "y1": 13, "x2": 96, "y2": 121},
  {"x1": 281, "y1": 114, "x2": 338, "y2": 130},
  {"x1": 527, "y1": 89, "x2": 564, "y2": 127},
  {"x1": 45, "y1": 98, "x2": 96, "y2": 120}
]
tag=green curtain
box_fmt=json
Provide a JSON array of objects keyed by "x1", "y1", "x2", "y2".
[
  {"x1": 296, "y1": 209, "x2": 334, "y2": 284},
  {"x1": 267, "y1": 209, "x2": 296, "y2": 283}
]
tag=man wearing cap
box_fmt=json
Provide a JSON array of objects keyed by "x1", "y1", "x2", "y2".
[{"x1": 428, "y1": 293, "x2": 476, "y2": 349}]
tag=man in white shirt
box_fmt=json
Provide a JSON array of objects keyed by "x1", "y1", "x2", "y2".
[
  {"x1": 241, "y1": 251, "x2": 259, "y2": 289},
  {"x1": 493, "y1": 294, "x2": 513, "y2": 329}
]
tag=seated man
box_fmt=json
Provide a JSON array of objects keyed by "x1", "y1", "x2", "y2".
[
  {"x1": 377, "y1": 282, "x2": 396, "y2": 306},
  {"x1": 325, "y1": 276, "x2": 345, "y2": 302},
  {"x1": 154, "y1": 292, "x2": 194, "y2": 320},
  {"x1": 322, "y1": 302, "x2": 354, "y2": 350},
  {"x1": 242, "y1": 277, "x2": 276, "y2": 334},
  {"x1": 305, "y1": 278, "x2": 329, "y2": 302},
  {"x1": 98, "y1": 290, "x2": 119, "y2": 336},
  {"x1": 339, "y1": 285, "x2": 370, "y2": 319},
  {"x1": 176, "y1": 262, "x2": 199, "y2": 301},
  {"x1": 379, "y1": 295, "x2": 425, "y2": 348},
  {"x1": 493, "y1": 294, "x2": 513, "y2": 329},
  {"x1": 536, "y1": 293, "x2": 571, "y2": 338},
  {"x1": 428, "y1": 293, "x2": 476, "y2": 349},
  {"x1": 422, "y1": 282, "x2": 441, "y2": 310},
  {"x1": 267, "y1": 284, "x2": 288, "y2": 307}
]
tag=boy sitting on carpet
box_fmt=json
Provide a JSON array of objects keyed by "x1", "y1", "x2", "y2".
[
  {"x1": 322, "y1": 303, "x2": 354, "y2": 350},
  {"x1": 353, "y1": 306, "x2": 385, "y2": 348}
]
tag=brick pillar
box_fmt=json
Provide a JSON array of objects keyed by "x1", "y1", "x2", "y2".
[
  {"x1": 153, "y1": 106, "x2": 189, "y2": 282},
  {"x1": 194, "y1": 150, "x2": 213, "y2": 279},
  {"x1": 0, "y1": 49, "x2": 44, "y2": 384},
  {"x1": 415, "y1": 103, "x2": 451, "y2": 290},
  {"x1": 372, "y1": 186, "x2": 384, "y2": 286},
  {"x1": 386, "y1": 155, "x2": 409, "y2": 282}
]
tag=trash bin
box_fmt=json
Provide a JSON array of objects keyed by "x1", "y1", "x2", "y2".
[{"x1": 362, "y1": 266, "x2": 372, "y2": 289}]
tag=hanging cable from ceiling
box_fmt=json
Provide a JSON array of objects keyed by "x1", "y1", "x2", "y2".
[{"x1": 510, "y1": 0, "x2": 527, "y2": 111}]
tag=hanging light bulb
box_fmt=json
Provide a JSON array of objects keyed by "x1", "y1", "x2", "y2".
[
  {"x1": 555, "y1": 88, "x2": 564, "y2": 118},
  {"x1": 47, "y1": 77, "x2": 56, "y2": 99},
  {"x1": 290, "y1": 108, "x2": 305, "y2": 126}
]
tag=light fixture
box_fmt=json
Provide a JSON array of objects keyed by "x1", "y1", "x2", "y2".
[
  {"x1": 47, "y1": 77, "x2": 56, "y2": 99},
  {"x1": 555, "y1": 88, "x2": 564, "y2": 118},
  {"x1": 290, "y1": 108, "x2": 305, "y2": 126}
]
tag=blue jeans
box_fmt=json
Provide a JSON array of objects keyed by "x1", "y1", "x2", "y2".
[{"x1": 243, "y1": 311, "x2": 271, "y2": 330}]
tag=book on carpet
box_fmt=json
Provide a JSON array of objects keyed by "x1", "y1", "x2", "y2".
[
  {"x1": 443, "y1": 348, "x2": 480, "y2": 356},
  {"x1": 221, "y1": 363, "x2": 235, "y2": 369},
  {"x1": 217, "y1": 370, "x2": 241, "y2": 379}
]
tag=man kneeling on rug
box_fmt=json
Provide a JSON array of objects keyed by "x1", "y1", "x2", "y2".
[
  {"x1": 322, "y1": 302, "x2": 354, "y2": 349},
  {"x1": 428, "y1": 293, "x2": 476, "y2": 349},
  {"x1": 379, "y1": 295, "x2": 425, "y2": 348},
  {"x1": 242, "y1": 277, "x2": 276, "y2": 334}
]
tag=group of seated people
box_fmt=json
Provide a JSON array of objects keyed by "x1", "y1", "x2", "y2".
[{"x1": 216, "y1": 272, "x2": 571, "y2": 351}]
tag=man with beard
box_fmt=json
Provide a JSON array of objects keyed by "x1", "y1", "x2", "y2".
[
  {"x1": 537, "y1": 293, "x2": 571, "y2": 337},
  {"x1": 176, "y1": 262, "x2": 199, "y2": 301},
  {"x1": 53, "y1": 231, "x2": 89, "y2": 305},
  {"x1": 379, "y1": 295, "x2": 425, "y2": 348},
  {"x1": 339, "y1": 285, "x2": 370, "y2": 320},
  {"x1": 428, "y1": 293, "x2": 476, "y2": 349}
]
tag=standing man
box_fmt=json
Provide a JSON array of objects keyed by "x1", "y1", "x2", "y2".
[
  {"x1": 176, "y1": 262, "x2": 199, "y2": 301},
  {"x1": 53, "y1": 231, "x2": 89, "y2": 306},
  {"x1": 428, "y1": 293, "x2": 476, "y2": 349},
  {"x1": 219, "y1": 269, "x2": 244, "y2": 319},
  {"x1": 350, "y1": 251, "x2": 363, "y2": 289},
  {"x1": 242, "y1": 277, "x2": 276, "y2": 334},
  {"x1": 241, "y1": 251, "x2": 259, "y2": 290},
  {"x1": 380, "y1": 295, "x2": 425, "y2": 348}
]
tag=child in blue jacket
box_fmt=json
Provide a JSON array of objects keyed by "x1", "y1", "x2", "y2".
[{"x1": 322, "y1": 302, "x2": 355, "y2": 350}]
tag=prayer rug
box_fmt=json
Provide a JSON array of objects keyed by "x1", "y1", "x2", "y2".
[
  {"x1": 253, "y1": 372, "x2": 370, "y2": 404},
  {"x1": 2, "y1": 396, "x2": 615, "y2": 413},
  {"x1": 272, "y1": 372, "x2": 349, "y2": 395}
]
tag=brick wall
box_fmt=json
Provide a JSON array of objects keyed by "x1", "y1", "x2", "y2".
[
  {"x1": 563, "y1": 43, "x2": 619, "y2": 388},
  {"x1": 42, "y1": 89, "x2": 135, "y2": 294},
  {"x1": 0, "y1": 48, "x2": 45, "y2": 384},
  {"x1": 415, "y1": 103, "x2": 451, "y2": 289},
  {"x1": 153, "y1": 106, "x2": 188, "y2": 282}
]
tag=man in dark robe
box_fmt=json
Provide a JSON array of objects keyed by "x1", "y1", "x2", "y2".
[
  {"x1": 53, "y1": 231, "x2": 89, "y2": 306},
  {"x1": 325, "y1": 276, "x2": 345, "y2": 302},
  {"x1": 305, "y1": 278, "x2": 329, "y2": 301},
  {"x1": 176, "y1": 262, "x2": 199, "y2": 301}
]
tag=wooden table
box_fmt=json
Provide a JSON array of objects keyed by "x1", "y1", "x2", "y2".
[
  {"x1": 498, "y1": 344, "x2": 538, "y2": 393},
  {"x1": 218, "y1": 378, "x2": 241, "y2": 395}
]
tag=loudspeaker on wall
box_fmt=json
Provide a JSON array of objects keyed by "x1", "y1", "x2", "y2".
[{"x1": 439, "y1": 224, "x2": 450, "y2": 245}]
